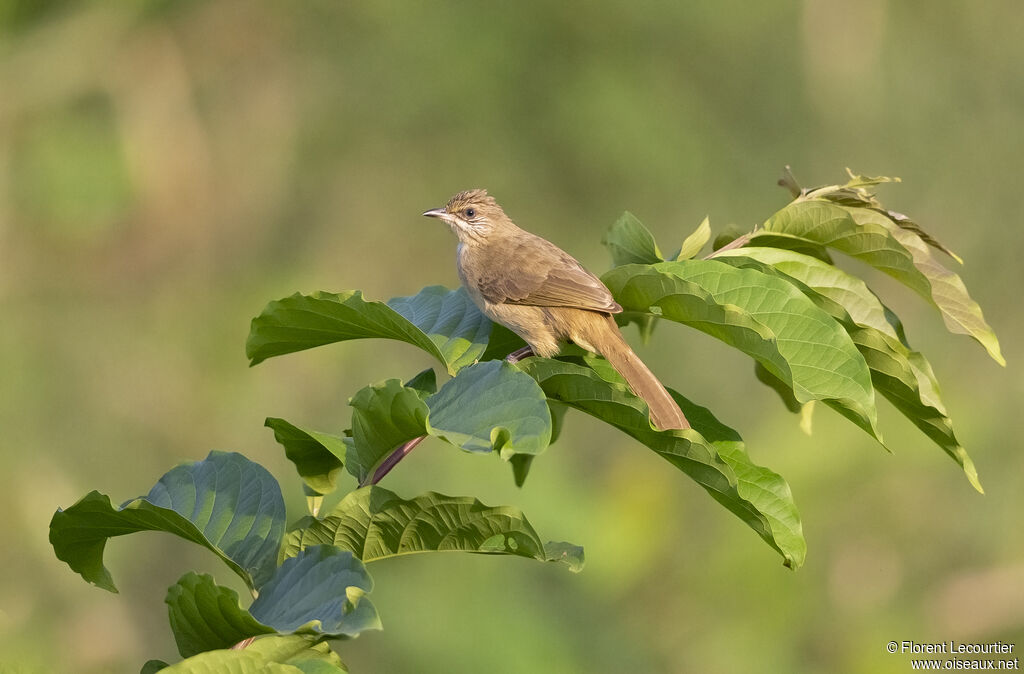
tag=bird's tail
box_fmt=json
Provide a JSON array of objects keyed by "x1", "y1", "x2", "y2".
[{"x1": 587, "y1": 315, "x2": 690, "y2": 431}]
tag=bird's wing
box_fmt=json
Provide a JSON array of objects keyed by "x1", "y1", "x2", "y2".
[{"x1": 476, "y1": 235, "x2": 622, "y2": 314}]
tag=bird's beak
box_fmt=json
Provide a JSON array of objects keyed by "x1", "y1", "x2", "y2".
[{"x1": 422, "y1": 207, "x2": 453, "y2": 224}]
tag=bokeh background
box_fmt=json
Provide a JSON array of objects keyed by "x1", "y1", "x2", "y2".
[{"x1": 1, "y1": 1, "x2": 1021, "y2": 672}]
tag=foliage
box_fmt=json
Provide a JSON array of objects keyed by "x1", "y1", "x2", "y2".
[{"x1": 48, "y1": 169, "x2": 1000, "y2": 671}]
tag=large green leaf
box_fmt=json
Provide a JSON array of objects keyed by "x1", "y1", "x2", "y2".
[
  {"x1": 157, "y1": 651, "x2": 303, "y2": 673},
  {"x1": 718, "y1": 246, "x2": 899, "y2": 339},
  {"x1": 601, "y1": 259, "x2": 880, "y2": 442},
  {"x1": 50, "y1": 451, "x2": 286, "y2": 592},
  {"x1": 250, "y1": 546, "x2": 380, "y2": 638},
  {"x1": 761, "y1": 199, "x2": 1003, "y2": 365},
  {"x1": 155, "y1": 635, "x2": 348, "y2": 673},
  {"x1": 282, "y1": 486, "x2": 584, "y2": 572},
  {"x1": 602, "y1": 211, "x2": 663, "y2": 266},
  {"x1": 386, "y1": 285, "x2": 493, "y2": 371},
  {"x1": 426, "y1": 360, "x2": 551, "y2": 458},
  {"x1": 166, "y1": 573, "x2": 274, "y2": 657},
  {"x1": 241, "y1": 636, "x2": 347, "y2": 673},
  {"x1": 518, "y1": 356, "x2": 805, "y2": 568},
  {"x1": 163, "y1": 550, "x2": 376, "y2": 664},
  {"x1": 265, "y1": 419, "x2": 346, "y2": 496},
  {"x1": 247, "y1": 286, "x2": 491, "y2": 374},
  {"x1": 344, "y1": 361, "x2": 552, "y2": 483},
  {"x1": 715, "y1": 248, "x2": 981, "y2": 491},
  {"x1": 165, "y1": 569, "x2": 367, "y2": 664},
  {"x1": 347, "y1": 379, "x2": 430, "y2": 484}
]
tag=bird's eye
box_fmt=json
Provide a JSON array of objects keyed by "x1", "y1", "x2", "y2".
[{"x1": 465, "y1": 208, "x2": 476, "y2": 218}]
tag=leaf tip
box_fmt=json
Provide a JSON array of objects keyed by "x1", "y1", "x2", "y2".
[{"x1": 961, "y1": 456, "x2": 984, "y2": 494}]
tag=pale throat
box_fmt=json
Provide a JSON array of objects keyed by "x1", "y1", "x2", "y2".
[{"x1": 453, "y1": 221, "x2": 487, "y2": 244}]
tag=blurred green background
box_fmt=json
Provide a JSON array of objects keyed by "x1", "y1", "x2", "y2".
[{"x1": 1, "y1": 1, "x2": 1021, "y2": 672}]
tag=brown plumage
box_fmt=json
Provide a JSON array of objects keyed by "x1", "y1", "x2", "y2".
[{"x1": 423, "y1": 189, "x2": 690, "y2": 431}]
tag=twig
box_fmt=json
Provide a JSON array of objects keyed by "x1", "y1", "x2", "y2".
[
  {"x1": 703, "y1": 231, "x2": 755, "y2": 259},
  {"x1": 364, "y1": 435, "x2": 425, "y2": 486}
]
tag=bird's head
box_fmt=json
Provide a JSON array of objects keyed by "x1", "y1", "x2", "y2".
[{"x1": 422, "y1": 189, "x2": 512, "y2": 244}]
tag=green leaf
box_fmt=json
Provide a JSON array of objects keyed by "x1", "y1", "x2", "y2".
[
  {"x1": 243, "y1": 636, "x2": 347, "y2": 673},
  {"x1": 673, "y1": 384, "x2": 807, "y2": 568},
  {"x1": 715, "y1": 248, "x2": 981, "y2": 491},
  {"x1": 762, "y1": 200, "x2": 1003, "y2": 365},
  {"x1": 141, "y1": 661, "x2": 171, "y2": 674},
  {"x1": 50, "y1": 451, "x2": 286, "y2": 592},
  {"x1": 155, "y1": 650, "x2": 304, "y2": 673},
  {"x1": 164, "y1": 552, "x2": 375, "y2": 659},
  {"x1": 601, "y1": 260, "x2": 880, "y2": 442},
  {"x1": 250, "y1": 546, "x2": 381, "y2": 638},
  {"x1": 343, "y1": 362, "x2": 552, "y2": 483},
  {"x1": 247, "y1": 286, "x2": 491, "y2": 375},
  {"x1": 855, "y1": 326, "x2": 981, "y2": 491},
  {"x1": 426, "y1": 360, "x2": 551, "y2": 459},
  {"x1": 602, "y1": 211, "x2": 664, "y2": 266},
  {"x1": 479, "y1": 322, "x2": 528, "y2": 362},
  {"x1": 745, "y1": 232, "x2": 834, "y2": 263},
  {"x1": 154, "y1": 636, "x2": 349, "y2": 674},
  {"x1": 510, "y1": 454, "x2": 534, "y2": 488},
  {"x1": 166, "y1": 573, "x2": 274, "y2": 657},
  {"x1": 510, "y1": 399, "x2": 569, "y2": 487},
  {"x1": 675, "y1": 216, "x2": 711, "y2": 260},
  {"x1": 754, "y1": 361, "x2": 803, "y2": 414},
  {"x1": 715, "y1": 246, "x2": 899, "y2": 339},
  {"x1": 347, "y1": 379, "x2": 430, "y2": 484},
  {"x1": 518, "y1": 356, "x2": 805, "y2": 568},
  {"x1": 404, "y1": 367, "x2": 437, "y2": 395},
  {"x1": 859, "y1": 208, "x2": 1003, "y2": 365},
  {"x1": 265, "y1": 419, "x2": 346, "y2": 497},
  {"x1": 387, "y1": 285, "x2": 494, "y2": 372},
  {"x1": 597, "y1": 211, "x2": 670, "y2": 339},
  {"x1": 882, "y1": 209, "x2": 962, "y2": 264},
  {"x1": 282, "y1": 486, "x2": 583, "y2": 572}
]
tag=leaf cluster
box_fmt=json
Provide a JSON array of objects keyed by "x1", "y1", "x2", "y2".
[{"x1": 49, "y1": 169, "x2": 1001, "y2": 672}]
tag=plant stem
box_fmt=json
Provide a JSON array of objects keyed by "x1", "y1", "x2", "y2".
[
  {"x1": 365, "y1": 435, "x2": 425, "y2": 486},
  {"x1": 704, "y1": 231, "x2": 754, "y2": 259}
]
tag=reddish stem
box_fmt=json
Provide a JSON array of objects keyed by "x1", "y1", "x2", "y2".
[{"x1": 364, "y1": 435, "x2": 425, "y2": 486}]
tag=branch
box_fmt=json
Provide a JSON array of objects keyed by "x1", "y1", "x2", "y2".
[{"x1": 704, "y1": 231, "x2": 755, "y2": 259}]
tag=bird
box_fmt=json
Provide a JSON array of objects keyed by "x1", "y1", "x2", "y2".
[{"x1": 423, "y1": 188, "x2": 690, "y2": 431}]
